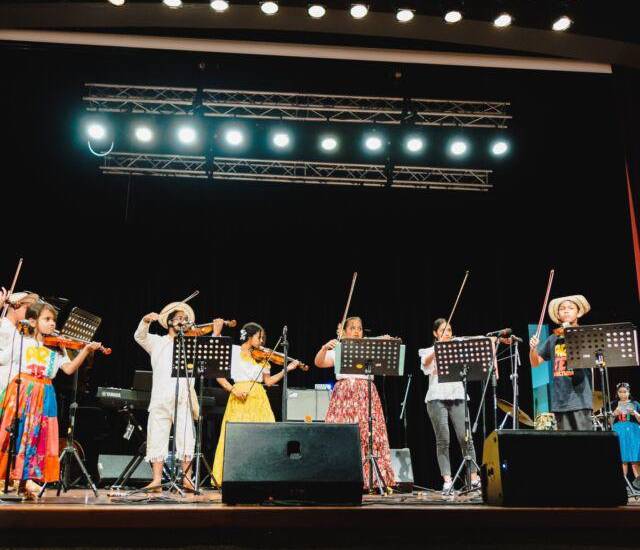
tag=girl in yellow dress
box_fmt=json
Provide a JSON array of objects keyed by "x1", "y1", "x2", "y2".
[{"x1": 212, "y1": 322, "x2": 300, "y2": 486}]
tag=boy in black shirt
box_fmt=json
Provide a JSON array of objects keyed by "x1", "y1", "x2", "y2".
[{"x1": 529, "y1": 294, "x2": 593, "y2": 431}]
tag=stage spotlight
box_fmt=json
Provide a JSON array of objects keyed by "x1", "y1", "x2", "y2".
[
  {"x1": 225, "y1": 129, "x2": 244, "y2": 146},
  {"x1": 272, "y1": 132, "x2": 291, "y2": 148},
  {"x1": 396, "y1": 9, "x2": 414, "y2": 23},
  {"x1": 308, "y1": 4, "x2": 326, "y2": 18},
  {"x1": 87, "y1": 123, "x2": 106, "y2": 140},
  {"x1": 494, "y1": 12, "x2": 512, "y2": 27},
  {"x1": 210, "y1": 0, "x2": 229, "y2": 12},
  {"x1": 350, "y1": 3, "x2": 368, "y2": 19},
  {"x1": 365, "y1": 135, "x2": 383, "y2": 152},
  {"x1": 444, "y1": 10, "x2": 462, "y2": 23},
  {"x1": 260, "y1": 1, "x2": 279, "y2": 15},
  {"x1": 108, "y1": 0, "x2": 126, "y2": 6},
  {"x1": 163, "y1": 0, "x2": 183, "y2": 7},
  {"x1": 320, "y1": 136, "x2": 338, "y2": 151},
  {"x1": 177, "y1": 126, "x2": 197, "y2": 144},
  {"x1": 552, "y1": 15, "x2": 572, "y2": 31},
  {"x1": 406, "y1": 136, "x2": 424, "y2": 153},
  {"x1": 135, "y1": 126, "x2": 153, "y2": 143},
  {"x1": 491, "y1": 140, "x2": 509, "y2": 156},
  {"x1": 450, "y1": 139, "x2": 468, "y2": 156}
]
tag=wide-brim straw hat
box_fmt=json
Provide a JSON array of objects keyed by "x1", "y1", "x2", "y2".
[
  {"x1": 548, "y1": 295, "x2": 591, "y2": 325},
  {"x1": 158, "y1": 302, "x2": 195, "y2": 329},
  {"x1": 7, "y1": 291, "x2": 39, "y2": 307}
]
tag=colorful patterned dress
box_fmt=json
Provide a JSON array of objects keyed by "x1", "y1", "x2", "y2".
[
  {"x1": 324, "y1": 349, "x2": 395, "y2": 490},
  {"x1": 0, "y1": 338, "x2": 67, "y2": 483}
]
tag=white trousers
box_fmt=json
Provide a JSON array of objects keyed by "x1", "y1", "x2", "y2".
[{"x1": 145, "y1": 399, "x2": 195, "y2": 463}]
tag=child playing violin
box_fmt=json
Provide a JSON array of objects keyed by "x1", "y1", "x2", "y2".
[
  {"x1": 212, "y1": 322, "x2": 300, "y2": 487},
  {"x1": 529, "y1": 295, "x2": 593, "y2": 431},
  {"x1": 0, "y1": 302, "x2": 101, "y2": 498}
]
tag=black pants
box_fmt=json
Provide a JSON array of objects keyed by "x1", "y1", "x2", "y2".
[{"x1": 555, "y1": 408, "x2": 592, "y2": 431}]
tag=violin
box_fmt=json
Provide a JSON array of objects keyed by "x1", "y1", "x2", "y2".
[
  {"x1": 43, "y1": 335, "x2": 112, "y2": 356},
  {"x1": 184, "y1": 320, "x2": 237, "y2": 337},
  {"x1": 251, "y1": 346, "x2": 310, "y2": 372}
]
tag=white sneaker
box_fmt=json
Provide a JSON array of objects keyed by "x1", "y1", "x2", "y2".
[{"x1": 442, "y1": 480, "x2": 454, "y2": 495}]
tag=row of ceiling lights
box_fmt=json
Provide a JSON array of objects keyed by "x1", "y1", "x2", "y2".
[{"x1": 106, "y1": 1, "x2": 573, "y2": 31}]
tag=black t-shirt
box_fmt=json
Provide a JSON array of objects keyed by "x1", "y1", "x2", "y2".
[{"x1": 537, "y1": 333, "x2": 592, "y2": 413}]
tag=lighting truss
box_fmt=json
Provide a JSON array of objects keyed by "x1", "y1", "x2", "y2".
[
  {"x1": 99, "y1": 152, "x2": 492, "y2": 191},
  {"x1": 84, "y1": 83, "x2": 511, "y2": 128}
]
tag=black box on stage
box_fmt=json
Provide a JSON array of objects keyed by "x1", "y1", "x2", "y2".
[
  {"x1": 97, "y1": 454, "x2": 152, "y2": 485},
  {"x1": 222, "y1": 422, "x2": 363, "y2": 505},
  {"x1": 481, "y1": 430, "x2": 627, "y2": 507}
]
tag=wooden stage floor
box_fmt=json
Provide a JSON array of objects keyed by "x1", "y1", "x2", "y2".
[{"x1": 1, "y1": 488, "x2": 639, "y2": 531}]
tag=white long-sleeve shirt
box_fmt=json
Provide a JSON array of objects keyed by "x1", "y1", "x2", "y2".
[
  {"x1": 134, "y1": 319, "x2": 194, "y2": 411},
  {"x1": 418, "y1": 346, "x2": 465, "y2": 402}
]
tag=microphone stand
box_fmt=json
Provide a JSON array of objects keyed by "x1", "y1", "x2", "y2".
[
  {"x1": 281, "y1": 326, "x2": 289, "y2": 422},
  {"x1": 399, "y1": 374, "x2": 412, "y2": 448}
]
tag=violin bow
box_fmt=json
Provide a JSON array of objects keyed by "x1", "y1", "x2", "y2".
[
  {"x1": 441, "y1": 270, "x2": 469, "y2": 338},
  {"x1": 247, "y1": 335, "x2": 283, "y2": 395},
  {"x1": 1, "y1": 258, "x2": 24, "y2": 320},
  {"x1": 161, "y1": 290, "x2": 200, "y2": 318},
  {"x1": 534, "y1": 269, "x2": 555, "y2": 341},
  {"x1": 338, "y1": 272, "x2": 358, "y2": 341}
]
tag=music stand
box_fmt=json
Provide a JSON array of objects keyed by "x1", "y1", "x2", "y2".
[
  {"x1": 335, "y1": 337, "x2": 405, "y2": 495},
  {"x1": 39, "y1": 308, "x2": 101, "y2": 498},
  {"x1": 565, "y1": 323, "x2": 639, "y2": 429},
  {"x1": 435, "y1": 337, "x2": 495, "y2": 496},
  {"x1": 172, "y1": 334, "x2": 233, "y2": 494}
]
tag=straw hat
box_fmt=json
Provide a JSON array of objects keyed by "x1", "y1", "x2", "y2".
[
  {"x1": 548, "y1": 295, "x2": 591, "y2": 325},
  {"x1": 158, "y1": 302, "x2": 195, "y2": 330},
  {"x1": 7, "y1": 291, "x2": 39, "y2": 307}
]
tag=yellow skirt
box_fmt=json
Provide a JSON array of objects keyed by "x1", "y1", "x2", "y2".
[{"x1": 212, "y1": 381, "x2": 275, "y2": 486}]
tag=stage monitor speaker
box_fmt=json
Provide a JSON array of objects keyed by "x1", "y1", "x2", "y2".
[
  {"x1": 390, "y1": 448, "x2": 414, "y2": 490},
  {"x1": 97, "y1": 454, "x2": 152, "y2": 485},
  {"x1": 222, "y1": 422, "x2": 363, "y2": 505},
  {"x1": 482, "y1": 430, "x2": 627, "y2": 507}
]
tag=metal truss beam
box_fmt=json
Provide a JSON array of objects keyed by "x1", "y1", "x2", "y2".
[
  {"x1": 84, "y1": 83, "x2": 510, "y2": 128},
  {"x1": 99, "y1": 153, "x2": 492, "y2": 192}
]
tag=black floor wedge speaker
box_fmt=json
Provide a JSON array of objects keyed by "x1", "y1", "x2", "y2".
[
  {"x1": 481, "y1": 430, "x2": 627, "y2": 507},
  {"x1": 222, "y1": 422, "x2": 363, "y2": 505}
]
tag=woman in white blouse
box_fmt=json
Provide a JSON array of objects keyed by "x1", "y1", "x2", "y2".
[{"x1": 419, "y1": 318, "x2": 480, "y2": 494}]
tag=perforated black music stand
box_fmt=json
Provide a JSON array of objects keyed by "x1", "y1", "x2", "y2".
[
  {"x1": 336, "y1": 338, "x2": 405, "y2": 495},
  {"x1": 172, "y1": 335, "x2": 233, "y2": 493},
  {"x1": 39, "y1": 308, "x2": 101, "y2": 498},
  {"x1": 435, "y1": 337, "x2": 495, "y2": 496},
  {"x1": 565, "y1": 323, "x2": 639, "y2": 430}
]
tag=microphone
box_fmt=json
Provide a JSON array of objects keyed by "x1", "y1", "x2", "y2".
[
  {"x1": 486, "y1": 328, "x2": 512, "y2": 338},
  {"x1": 282, "y1": 325, "x2": 288, "y2": 337}
]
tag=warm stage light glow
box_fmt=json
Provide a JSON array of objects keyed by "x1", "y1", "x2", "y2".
[
  {"x1": 308, "y1": 4, "x2": 326, "y2": 18},
  {"x1": 396, "y1": 9, "x2": 414, "y2": 23},
  {"x1": 406, "y1": 137, "x2": 424, "y2": 153},
  {"x1": 321, "y1": 136, "x2": 338, "y2": 151},
  {"x1": 494, "y1": 13, "x2": 512, "y2": 27},
  {"x1": 163, "y1": 0, "x2": 183, "y2": 8},
  {"x1": 444, "y1": 10, "x2": 462, "y2": 23},
  {"x1": 552, "y1": 15, "x2": 572, "y2": 31},
  {"x1": 260, "y1": 1, "x2": 279, "y2": 15},
  {"x1": 273, "y1": 132, "x2": 291, "y2": 148},
  {"x1": 108, "y1": 0, "x2": 126, "y2": 6},
  {"x1": 210, "y1": 0, "x2": 229, "y2": 12},
  {"x1": 350, "y1": 3, "x2": 368, "y2": 19},
  {"x1": 365, "y1": 135, "x2": 383, "y2": 151}
]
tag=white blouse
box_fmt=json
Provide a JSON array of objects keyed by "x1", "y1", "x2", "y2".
[
  {"x1": 418, "y1": 346, "x2": 465, "y2": 402},
  {"x1": 231, "y1": 345, "x2": 270, "y2": 383}
]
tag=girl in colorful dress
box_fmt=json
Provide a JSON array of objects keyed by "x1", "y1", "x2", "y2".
[
  {"x1": 611, "y1": 382, "x2": 640, "y2": 480},
  {"x1": 212, "y1": 322, "x2": 300, "y2": 486},
  {"x1": 418, "y1": 318, "x2": 480, "y2": 494},
  {"x1": 314, "y1": 316, "x2": 395, "y2": 491},
  {"x1": 0, "y1": 302, "x2": 101, "y2": 498}
]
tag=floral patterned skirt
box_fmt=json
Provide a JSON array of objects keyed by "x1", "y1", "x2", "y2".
[
  {"x1": 325, "y1": 378, "x2": 395, "y2": 490},
  {"x1": 0, "y1": 374, "x2": 59, "y2": 483}
]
